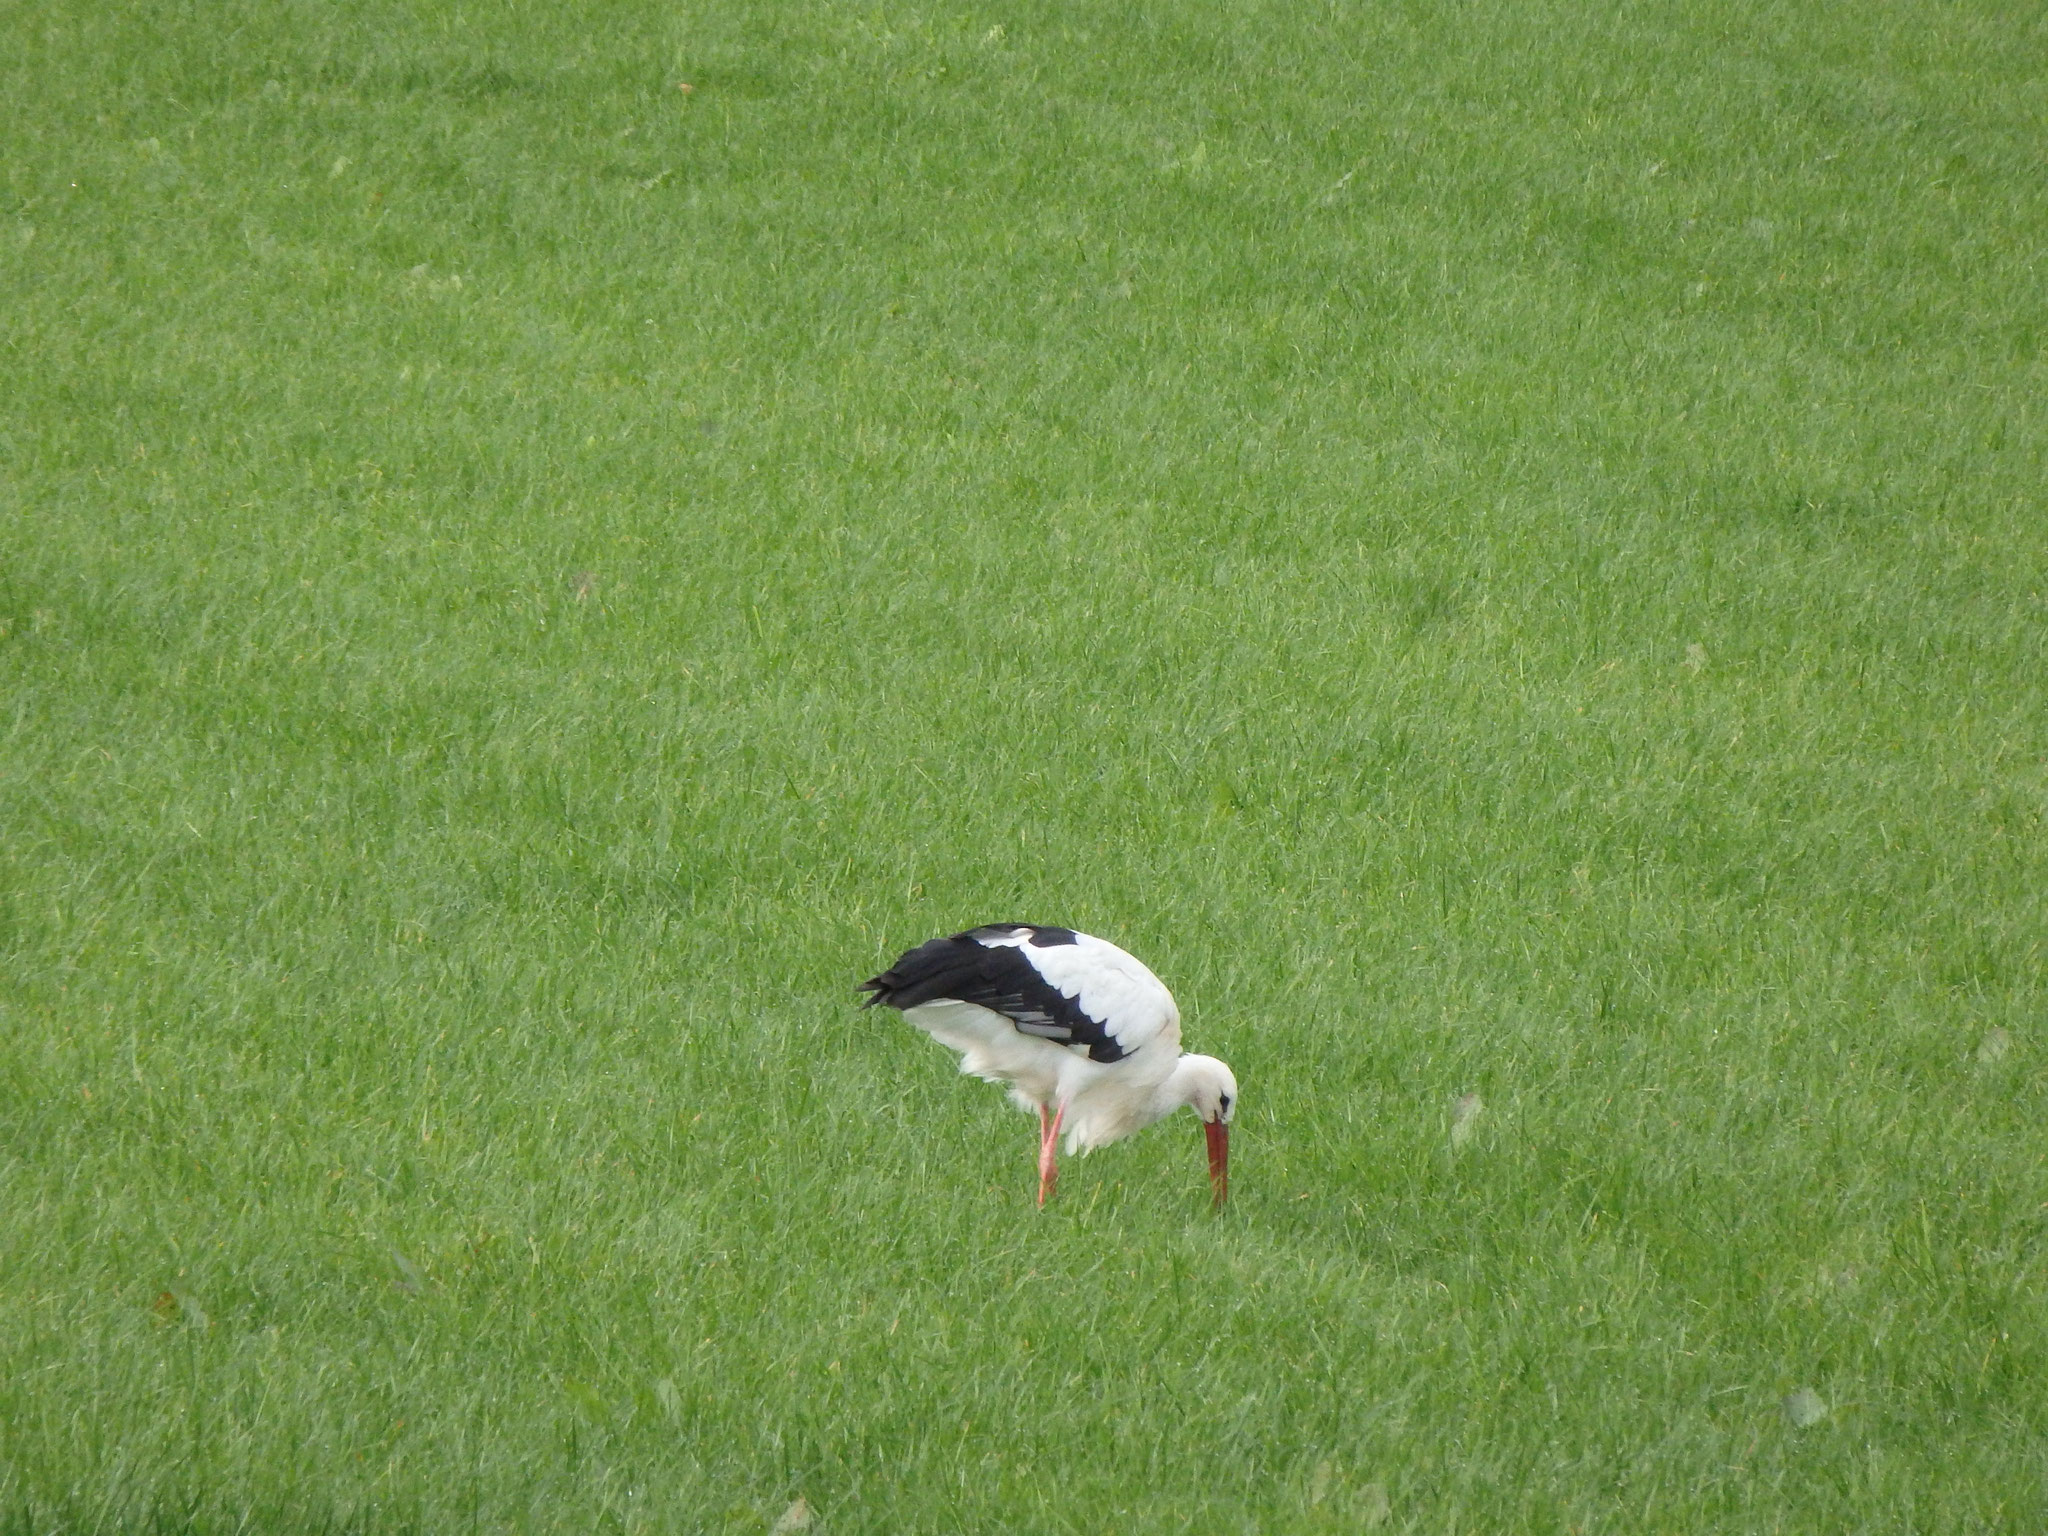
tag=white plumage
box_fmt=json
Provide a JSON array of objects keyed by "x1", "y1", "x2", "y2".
[{"x1": 860, "y1": 925, "x2": 1236, "y2": 1206}]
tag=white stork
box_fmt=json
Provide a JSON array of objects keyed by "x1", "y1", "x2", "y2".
[{"x1": 860, "y1": 925, "x2": 1236, "y2": 1207}]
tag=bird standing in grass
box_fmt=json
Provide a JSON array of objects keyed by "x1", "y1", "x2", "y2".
[{"x1": 860, "y1": 925, "x2": 1236, "y2": 1207}]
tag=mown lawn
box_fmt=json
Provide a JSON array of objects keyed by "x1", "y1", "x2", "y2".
[{"x1": 2, "y1": 0, "x2": 2043, "y2": 1530}]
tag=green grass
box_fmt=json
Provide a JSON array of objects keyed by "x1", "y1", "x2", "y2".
[{"x1": 4, "y1": 0, "x2": 2045, "y2": 1529}]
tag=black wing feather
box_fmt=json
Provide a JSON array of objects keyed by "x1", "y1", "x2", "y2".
[{"x1": 859, "y1": 925, "x2": 1130, "y2": 1064}]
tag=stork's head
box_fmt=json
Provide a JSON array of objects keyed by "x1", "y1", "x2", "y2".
[
  {"x1": 1176, "y1": 1054, "x2": 1236, "y2": 1208},
  {"x1": 1179, "y1": 1054, "x2": 1237, "y2": 1124}
]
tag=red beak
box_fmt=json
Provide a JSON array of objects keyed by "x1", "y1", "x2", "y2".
[{"x1": 1204, "y1": 1119, "x2": 1229, "y2": 1209}]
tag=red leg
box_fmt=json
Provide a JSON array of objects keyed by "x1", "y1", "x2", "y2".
[{"x1": 1037, "y1": 1102, "x2": 1066, "y2": 1207}]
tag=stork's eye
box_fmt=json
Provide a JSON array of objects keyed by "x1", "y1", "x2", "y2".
[{"x1": 1219, "y1": 1094, "x2": 1234, "y2": 1118}]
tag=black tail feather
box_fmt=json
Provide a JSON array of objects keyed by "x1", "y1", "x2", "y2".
[{"x1": 858, "y1": 930, "x2": 1018, "y2": 1013}]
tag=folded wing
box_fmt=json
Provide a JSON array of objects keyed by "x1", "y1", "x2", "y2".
[{"x1": 860, "y1": 924, "x2": 1179, "y2": 1065}]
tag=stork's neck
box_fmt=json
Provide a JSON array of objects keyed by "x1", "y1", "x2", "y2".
[{"x1": 1155, "y1": 1055, "x2": 1204, "y2": 1117}]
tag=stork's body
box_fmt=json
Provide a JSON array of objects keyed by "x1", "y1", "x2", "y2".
[{"x1": 860, "y1": 925, "x2": 1235, "y2": 1206}]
